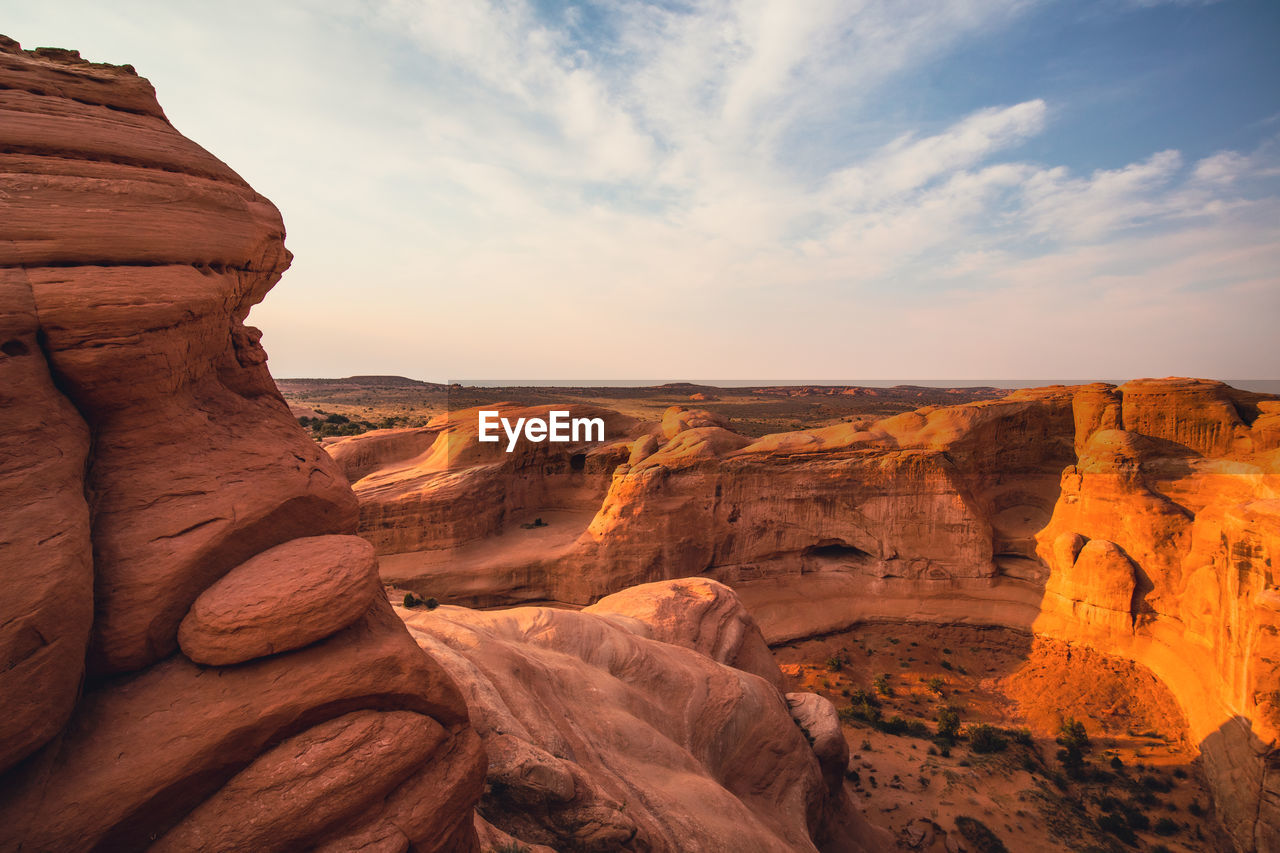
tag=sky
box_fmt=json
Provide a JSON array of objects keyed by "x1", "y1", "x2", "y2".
[{"x1": 4, "y1": 0, "x2": 1278, "y2": 382}]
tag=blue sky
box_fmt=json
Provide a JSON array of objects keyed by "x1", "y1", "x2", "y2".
[{"x1": 4, "y1": 0, "x2": 1278, "y2": 380}]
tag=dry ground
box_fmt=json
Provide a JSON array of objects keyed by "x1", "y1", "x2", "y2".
[{"x1": 775, "y1": 623, "x2": 1230, "y2": 853}]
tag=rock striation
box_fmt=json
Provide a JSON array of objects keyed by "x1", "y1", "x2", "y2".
[
  {"x1": 400, "y1": 579, "x2": 888, "y2": 852},
  {"x1": 0, "y1": 39, "x2": 483, "y2": 851}
]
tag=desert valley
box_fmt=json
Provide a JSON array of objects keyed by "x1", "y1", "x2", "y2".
[{"x1": 2, "y1": 34, "x2": 1278, "y2": 853}]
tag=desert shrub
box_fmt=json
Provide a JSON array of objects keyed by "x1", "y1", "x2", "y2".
[
  {"x1": 425, "y1": 597, "x2": 439, "y2": 610},
  {"x1": 1096, "y1": 795, "x2": 1121, "y2": 811},
  {"x1": 926, "y1": 676, "x2": 945, "y2": 695},
  {"x1": 1154, "y1": 817, "x2": 1179, "y2": 836},
  {"x1": 1188, "y1": 800, "x2": 1203, "y2": 817},
  {"x1": 906, "y1": 719, "x2": 930, "y2": 738},
  {"x1": 1121, "y1": 804, "x2": 1150, "y2": 831},
  {"x1": 1097, "y1": 812, "x2": 1138, "y2": 845},
  {"x1": 1057, "y1": 717, "x2": 1091, "y2": 775},
  {"x1": 873, "y1": 673, "x2": 891, "y2": 695},
  {"x1": 1173, "y1": 767, "x2": 1187, "y2": 779},
  {"x1": 967, "y1": 724, "x2": 1008, "y2": 754},
  {"x1": 882, "y1": 716, "x2": 908, "y2": 736},
  {"x1": 940, "y1": 660, "x2": 954, "y2": 671},
  {"x1": 888, "y1": 637, "x2": 900, "y2": 645},
  {"x1": 1058, "y1": 718, "x2": 1091, "y2": 752},
  {"x1": 840, "y1": 696, "x2": 882, "y2": 727},
  {"x1": 826, "y1": 653, "x2": 848, "y2": 672},
  {"x1": 936, "y1": 705, "x2": 961, "y2": 743},
  {"x1": 1141, "y1": 774, "x2": 1174, "y2": 793},
  {"x1": 1011, "y1": 728, "x2": 1034, "y2": 747},
  {"x1": 1110, "y1": 755, "x2": 1125, "y2": 771},
  {"x1": 954, "y1": 816, "x2": 1009, "y2": 853},
  {"x1": 1133, "y1": 790, "x2": 1160, "y2": 807}
]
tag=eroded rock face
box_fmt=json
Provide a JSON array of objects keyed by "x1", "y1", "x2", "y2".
[
  {"x1": 0, "y1": 40, "x2": 482, "y2": 851},
  {"x1": 400, "y1": 581, "x2": 889, "y2": 853},
  {"x1": 334, "y1": 404, "x2": 641, "y2": 557}
]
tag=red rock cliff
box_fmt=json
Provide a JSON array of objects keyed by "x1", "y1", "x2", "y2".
[{"x1": 0, "y1": 38, "x2": 484, "y2": 851}]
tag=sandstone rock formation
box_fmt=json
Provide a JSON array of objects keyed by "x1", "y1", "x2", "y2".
[
  {"x1": 345, "y1": 379, "x2": 1280, "y2": 851},
  {"x1": 0, "y1": 39, "x2": 482, "y2": 851},
  {"x1": 400, "y1": 579, "x2": 888, "y2": 852}
]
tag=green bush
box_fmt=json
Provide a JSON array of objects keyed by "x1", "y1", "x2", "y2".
[
  {"x1": 882, "y1": 715, "x2": 909, "y2": 736},
  {"x1": 967, "y1": 724, "x2": 1008, "y2": 754},
  {"x1": 1097, "y1": 812, "x2": 1137, "y2": 845},
  {"x1": 936, "y1": 705, "x2": 961, "y2": 742},
  {"x1": 1058, "y1": 717, "x2": 1090, "y2": 752},
  {"x1": 1154, "y1": 817, "x2": 1179, "y2": 836},
  {"x1": 1056, "y1": 717, "x2": 1091, "y2": 775}
]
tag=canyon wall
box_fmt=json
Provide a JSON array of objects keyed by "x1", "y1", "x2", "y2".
[
  {"x1": 0, "y1": 40, "x2": 484, "y2": 851},
  {"x1": 350, "y1": 382, "x2": 1280, "y2": 851}
]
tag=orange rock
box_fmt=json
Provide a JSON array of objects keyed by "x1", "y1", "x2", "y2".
[
  {"x1": 0, "y1": 38, "x2": 483, "y2": 852},
  {"x1": 177, "y1": 535, "x2": 378, "y2": 666},
  {"x1": 586, "y1": 577, "x2": 785, "y2": 691},
  {"x1": 151, "y1": 710, "x2": 448, "y2": 852},
  {"x1": 400, "y1": 583, "x2": 888, "y2": 852}
]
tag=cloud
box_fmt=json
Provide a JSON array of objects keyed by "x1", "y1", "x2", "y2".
[{"x1": 1, "y1": 0, "x2": 1276, "y2": 379}]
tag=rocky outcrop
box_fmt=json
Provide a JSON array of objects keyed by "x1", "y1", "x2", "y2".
[
  {"x1": 0, "y1": 39, "x2": 482, "y2": 851},
  {"x1": 400, "y1": 580, "x2": 888, "y2": 852},
  {"x1": 334, "y1": 404, "x2": 643, "y2": 556}
]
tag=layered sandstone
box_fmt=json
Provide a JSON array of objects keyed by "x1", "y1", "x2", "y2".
[
  {"x1": 400, "y1": 579, "x2": 888, "y2": 852},
  {"x1": 0, "y1": 40, "x2": 482, "y2": 851}
]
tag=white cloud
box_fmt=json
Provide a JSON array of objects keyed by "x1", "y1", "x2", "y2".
[{"x1": 1, "y1": 0, "x2": 1275, "y2": 379}]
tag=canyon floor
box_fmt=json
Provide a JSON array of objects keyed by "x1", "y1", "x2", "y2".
[{"x1": 777, "y1": 624, "x2": 1226, "y2": 852}]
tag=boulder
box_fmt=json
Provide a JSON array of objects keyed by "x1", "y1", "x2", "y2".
[{"x1": 177, "y1": 535, "x2": 379, "y2": 665}]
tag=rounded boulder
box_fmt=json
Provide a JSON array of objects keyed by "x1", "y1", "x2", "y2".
[{"x1": 178, "y1": 535, "x2": 378, "y2": 666}]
